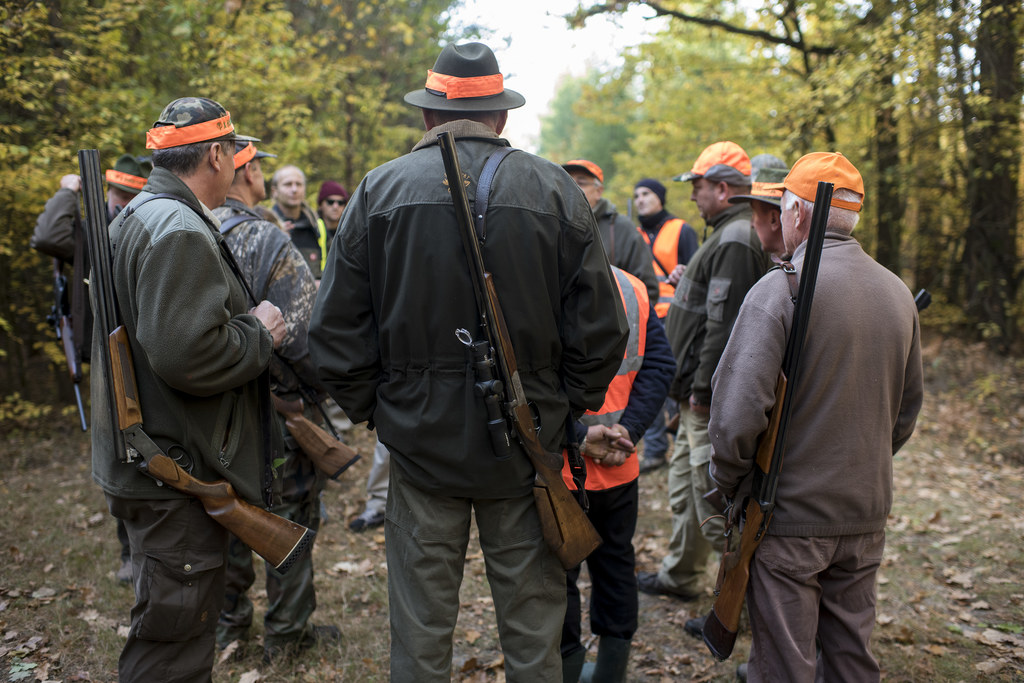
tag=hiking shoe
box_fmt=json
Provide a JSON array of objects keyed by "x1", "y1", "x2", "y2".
[
  {"x1": 263, "y1": 623, "x2": 342, "y2": 663},
  {"x1": 636, "y1": 571, "x2": 699, "y2": 601},
  {"x1": 638, "y1": 457, "x2": 666, "y2": 474},
  {"x1": 684, "y1": 614, "x2": 707, "y2": 639},
  {"x1": 348, "y1": 508, "x2": 385, "y2": 533},
  {"x1": 116, "y1": 558, "x2": 132, "y2": 584}
]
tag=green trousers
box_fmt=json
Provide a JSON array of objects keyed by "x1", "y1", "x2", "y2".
[{"x1": 385, "y1": 463, "x2": 566, "y2": 682}]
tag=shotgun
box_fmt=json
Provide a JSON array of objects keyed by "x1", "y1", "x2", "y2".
[
  {"x1": 79, "y1": 149, "x2": 314, "y2": 573},
  {"x1": 437, "y1": 131, "x2": 602, "y2": 570},
  {"x1": 47, "y1": 259, "x2": 87, "y2": 431},
  {"x1": 271, "y1": 394, "x2": 360, "y2": 480},
  {"x1": 108, "y1": 325, "x2": 314, "y2": 572},
  {"x1": 702, "y1": 181, "x2": 834, "y2": 661}
]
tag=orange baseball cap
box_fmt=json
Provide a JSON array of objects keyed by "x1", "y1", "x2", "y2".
[
  {"x1": 562, "y1": 159, "x2": 603, "y2": 184},
  {"x1": 674, "y1": 141, "x2": 751, "y2": 184},
  {"x1": 762, "y1": 152, "x2": 864, "y2": 212}
]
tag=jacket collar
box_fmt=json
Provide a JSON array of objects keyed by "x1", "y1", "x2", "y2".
[
  {"x1": 707, "y1": 202, "x2": 749, "y2": 230},
  {"x1": 412, "y1": 119, "x2": 510, "y2": 152}
]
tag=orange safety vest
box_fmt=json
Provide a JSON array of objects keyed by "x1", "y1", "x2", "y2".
[
  {"x1": 638, "y1": 218, "x2": 686, "y2": 318},
  {"x1": 561, "y1": 267, "x2": 649, "y2": 491}
]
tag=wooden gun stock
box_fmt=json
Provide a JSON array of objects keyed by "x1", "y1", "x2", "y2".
[
  {"x1": 108, "y1": 326, "x2": 315, "y2": 572},
  {"x1": 514, "y1": 399, "x2": 602, "y2": 569},
  {"x1": 703, "y1": 372, "x2": 786, "y2": 660},
  {"x1": 272, "y1": 395, "x2": 361, "y2": 480}
]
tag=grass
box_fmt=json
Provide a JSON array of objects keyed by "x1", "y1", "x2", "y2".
[{"x1": 1, "y1": 333, "x2": 1023, "y2": 681}]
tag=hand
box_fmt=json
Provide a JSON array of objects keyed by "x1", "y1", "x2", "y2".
[
  {"x1": 584, "y1": 424, "x2": 635, "y2": 467},
  {"x1": 250, "y1": 300, "x2": 286, "y2": 349},
  {"x1": 688, "y1": 394, "x2": 710, "y2": 416},
  {"x1": 666, "y1": 263, "x2": 686, "y2": 286},
  {"x1": 60, "y1": 175, "x2": 82, "y2": 192},
  {"x1": 281, "y1": 220, "x2": 295, "y2": 234}
]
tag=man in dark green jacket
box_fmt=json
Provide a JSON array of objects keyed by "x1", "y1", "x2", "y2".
[
  {"x1": 638, "y1": 141, "x2": 770, "y2": 605},
  {"x1": 309, "y1": 43, "x2": 627, "y2": 683},
  {"x1": 92, "y1": 97, "x2": 285, "y2": 681},
  {"x1": 562, "y1": 158, "x2": 659, "y2": 303}
]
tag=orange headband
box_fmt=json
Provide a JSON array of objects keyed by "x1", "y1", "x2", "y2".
[
  {"x1": 234, "y1": 142, "x2": 256, "y2": 169},
  {"x1": 146, "y1": 113, "x2": 234, "y2": 150},
  {"x1": 105, "y1": 169, "x2": 147, "y2": 190},
  {"x1": 750, "y1": 181, "x2": 783, "y2": 198},
  {"x1": 425, "y1": 70, "x2": 504, "y2": 99}
]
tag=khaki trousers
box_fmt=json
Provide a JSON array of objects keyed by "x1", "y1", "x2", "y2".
[{"x1": 658, "y1": 405, "x2": 724, "y2": 592}]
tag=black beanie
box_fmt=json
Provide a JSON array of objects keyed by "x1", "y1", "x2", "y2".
[{"x1": 634, "y1": 178, "x2": 667, "y2": 207}]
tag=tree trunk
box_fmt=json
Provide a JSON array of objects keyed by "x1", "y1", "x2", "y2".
[
  {"x1": 962, "y1": 0, "x2": 1023, "y2": 349},
  {"x1": 873, "y1": 72, "x2": 903, "y2": 274}
]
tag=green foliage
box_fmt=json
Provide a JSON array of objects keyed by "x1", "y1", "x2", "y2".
[
  {"x1": 0, "y1": 393, "x2": 53, "y2": 434},
  {"x1": 538, "y1": 70, "x2": 633, "y2": 187},
  {"x1": 0, "y1": 0, "x2": 455, "y2": 411},
  {"x1": 548, "y1": 0, "x2": 1023, "y2": 344}
]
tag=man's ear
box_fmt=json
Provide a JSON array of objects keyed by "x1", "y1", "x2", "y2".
[
  {"x1": 208, "y1": 142, "x2": 226, "y2": 173},
  {"x1": 714, "y1": 181, "x2": 730, "y2": 203}
]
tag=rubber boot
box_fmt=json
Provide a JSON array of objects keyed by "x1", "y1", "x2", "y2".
[
  {"x1": 562, "y1": 648, "x2": 586, "y2": 683},
  {"x1": 580, "y1": 636, "x2": 631, "y2": 683}
]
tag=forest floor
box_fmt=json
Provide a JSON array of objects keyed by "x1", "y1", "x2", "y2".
[{"x1": 2, "y1": 330, "x2": 1023, "y2": 682}]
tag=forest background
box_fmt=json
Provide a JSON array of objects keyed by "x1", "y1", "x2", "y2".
[{"x1": 0, "y1": 0, "x2": 1021, "y2": 416}]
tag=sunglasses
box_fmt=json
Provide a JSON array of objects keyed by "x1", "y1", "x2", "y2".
[{"x1": 324, "y1": 198, "x2": 347, "y2": 207}]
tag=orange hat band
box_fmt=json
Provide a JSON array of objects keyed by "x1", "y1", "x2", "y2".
[
  {"x1": 751, "y1": 181, "x2": 782, "y2": 198},
  {"x1": 234, "y1": 142, "x2": 256, "y2": 169},
  {"x1": 146, "y1": 113, "x2": 234, "y2": 150},
  {"x1": 105, "y1": 169, "x2": 147, "y2": 190},
  {"x1": 425, "y1": 70, "x2": 504, "y2": 99}
]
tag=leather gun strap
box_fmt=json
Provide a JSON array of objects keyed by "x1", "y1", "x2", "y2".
[{"x1": 473, "y1": 146, "x2": 516, "y2": 242}]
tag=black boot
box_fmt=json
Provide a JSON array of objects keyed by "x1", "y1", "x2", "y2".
[
  {"x1": 562, "y1": 648, "x2": 586, "y2": 683},
  {"x1": 580, "y1": 636, "x2": 631, "y2": 683}
]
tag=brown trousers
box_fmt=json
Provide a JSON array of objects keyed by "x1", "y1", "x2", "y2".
[
  {"x1": 107, "y1": 494, "x2": 227, "y2": 683},
  {"x1": 746, "y1": 531, "x2": 886, "y2": 683}
]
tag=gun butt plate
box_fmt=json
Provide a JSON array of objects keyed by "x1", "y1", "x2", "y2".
[
  {"x1": 271, "y1": 527, "x2": 317, "y2": 574},
  {"x1": 702, "y1": 608, "x2": 738, "y2": 661}
]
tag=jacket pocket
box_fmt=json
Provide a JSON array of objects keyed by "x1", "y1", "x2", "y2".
[
  {"x1": 135, "y1": 550, "x2": 224, "y2": 642},
  {"x1": 706, "y1": 277, "x2": 731, "y2": 323},
  {"x1": 209, "y1": 389, "x2": 243, "y2": 469}
]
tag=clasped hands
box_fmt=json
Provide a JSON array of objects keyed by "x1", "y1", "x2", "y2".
[{"x1": 583, "y1": 423, "x2": 634, "y2": 467}]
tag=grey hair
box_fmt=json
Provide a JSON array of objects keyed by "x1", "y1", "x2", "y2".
[
  {"x1": 152, "y1": 141, "x2": 215, "y2": 176},
  {"x1": 782, "y1": 188, "x2": 861, "y2": 234}
]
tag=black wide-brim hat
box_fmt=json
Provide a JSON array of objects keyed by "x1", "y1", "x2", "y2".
[{"x1": 404, "y1": 42, "x2": 525, "y2": 112}]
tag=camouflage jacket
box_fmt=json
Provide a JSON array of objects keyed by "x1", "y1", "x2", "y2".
[{"x1": 213, "y1": 197, "x2": 321, "y2": 398}]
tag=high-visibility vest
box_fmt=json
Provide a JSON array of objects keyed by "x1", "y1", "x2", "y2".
[
  {"x1": 561, "y1": 267, "x2": 649, "y2": 491},
  {"x1": 316, "y1": 218, "x2": 329, "y2": 265},
  {"x1": 639, "y1": 218, "x2": 686, "y2": 318}
]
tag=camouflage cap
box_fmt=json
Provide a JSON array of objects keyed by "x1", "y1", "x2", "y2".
[
  {"x1": 729, "y1": 164, "x2": 789, "y2": 208},
  {"x1": 146, "y1": 97, "x2": 256, "y2": 150}
]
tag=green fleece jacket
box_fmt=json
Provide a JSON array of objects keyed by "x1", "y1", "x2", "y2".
[{"x1": 91, "y1": 167, "x2": 277, "y2": 505}]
